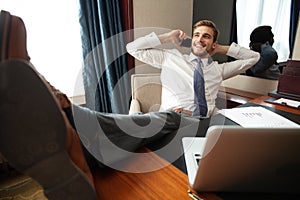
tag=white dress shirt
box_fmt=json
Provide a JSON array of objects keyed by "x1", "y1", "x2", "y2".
[{"x1": 126, "y1": 32, "x2": 260, "y2": 116}]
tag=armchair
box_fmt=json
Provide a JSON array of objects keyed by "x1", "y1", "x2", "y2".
[{"x1": 129, "y1": 73, "x2": 162, "y2": 114}]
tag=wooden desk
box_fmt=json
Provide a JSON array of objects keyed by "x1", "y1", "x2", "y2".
[
  {"x1": 217, "y1": 87, "x2": 261, "y2": 108},
  {"x1": 93, "y1": 96, "x2": 299, "y2": 200},
  {"x1": 249, "y1": 95, "x2": 300, "y2": 115},
  {"x1": 93, "y1": 147, "x2": 221, "y2": 200}
]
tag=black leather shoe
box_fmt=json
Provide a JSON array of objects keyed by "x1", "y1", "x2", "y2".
[{"x1": 0, "y1": 60, "x2": 97, "y2": 200}]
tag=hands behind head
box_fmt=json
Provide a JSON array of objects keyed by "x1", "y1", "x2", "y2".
[{"x1": 209, "y1": 42, "x2": 229, "y2": 56}]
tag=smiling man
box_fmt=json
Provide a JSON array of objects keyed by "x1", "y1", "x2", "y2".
[{"x1": 127, "y1": 20, "x2": 260, "y2": 117}]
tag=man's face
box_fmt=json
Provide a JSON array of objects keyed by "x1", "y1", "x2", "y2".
[{"x1": 191, "y1": 26, "x2": 217, "y2": 57}]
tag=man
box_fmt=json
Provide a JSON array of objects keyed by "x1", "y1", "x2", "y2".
[
  {"x1": 0, "y1": 19, "x2": 259, "y2": 199},
  {"x1": 127, "y1": 20, "x2": 260, "y2": 116},
  {"x1": 246, "y1": 25, "x2": 281, "y2": 80}
]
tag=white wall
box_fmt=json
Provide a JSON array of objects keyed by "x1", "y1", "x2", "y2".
[
  {"x1": 133, "y1": 0, "x2": 193, "y2": 33},
  {"x1": 133, "y1": 0, "x2": 193, "y2": 73}
]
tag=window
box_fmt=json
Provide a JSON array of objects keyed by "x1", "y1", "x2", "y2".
[
  {"x1": 0, "y1": 0, "x2": 84, "y2": 97},
  {"x1": 236, "y1": 0, "x2": 291, "y2": 62}
]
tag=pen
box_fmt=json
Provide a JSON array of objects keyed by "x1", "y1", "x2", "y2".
[{"x1": 187, "y1": 189, "x2": 203, "y2": 200}]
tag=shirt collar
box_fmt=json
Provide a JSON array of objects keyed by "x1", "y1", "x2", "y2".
[{"x1": 188, "y1": 53, "x2": 213, "y2": 66}]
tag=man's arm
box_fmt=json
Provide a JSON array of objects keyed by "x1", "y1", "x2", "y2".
[
  {"x1": 126, "y1": 29, "x2": 187, "y2": 52},
  {"x1": 248, "y1": 43, "x2": 278, "y2": 73},
  {"x1": 126, "y1": 32, "x2": 161, "y2": 52},
  {"x1": 220, "y1": 43, "x2": 260, "y2": 79},
  {"x1": 125, "y1": 32, "x2": 163, "y2": 68},
  {"x1": 126, "y1": 30, "x2": 187, "y2": 68},
  {"x1": 210, "y1": 43, "x2": 230, "y2": 56},
  {"x1": 157, "y1": 29, "x2": 189, "y2": 45}
]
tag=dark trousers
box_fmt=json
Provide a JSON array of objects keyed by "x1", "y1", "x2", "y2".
[{"x1": 71, "y1": 104, "x2": 227, "y2": 171}]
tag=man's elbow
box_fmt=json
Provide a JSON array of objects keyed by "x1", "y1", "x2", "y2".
[{"x1": 126, "y1": 42, "x2": 132, "y2": 54}]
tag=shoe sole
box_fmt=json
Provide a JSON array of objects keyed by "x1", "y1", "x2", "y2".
[{"x1": 0, "y1": 60, "x2": 97, "y2": 200}]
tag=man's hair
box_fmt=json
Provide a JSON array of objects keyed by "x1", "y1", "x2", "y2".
[
  {"x1": 193, "y1": 20, "x2": 219, "y2": 42},
  {"x1": 250, "y1": 25, "x2": 274, "y2": 45}
]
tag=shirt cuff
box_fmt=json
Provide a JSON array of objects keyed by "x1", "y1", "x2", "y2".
[
  {"x1": 145, "y1": 32, "x2": 161, "y2": 47},
  {"x1": 126, "y1": 32, "x2": 161, "y2": 51},
  {"x1": 227, "y1": 42, "x2": 240, "y2": 57}
]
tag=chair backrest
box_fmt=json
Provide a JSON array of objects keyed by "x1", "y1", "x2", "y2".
[
  {"x1": 131, "y1": 73, "x2": 162, "y2": 113},
  {"x1": 0, "y1": 10, "x2": 29, "y2": 61}
]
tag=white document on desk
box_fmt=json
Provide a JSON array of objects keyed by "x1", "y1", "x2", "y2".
[
  {"x1": 273, "y1": 98, "x2": 300, "y2": 108},
  {"x1": 218, "y1": 106, "x2": 300, "y2": 128}
]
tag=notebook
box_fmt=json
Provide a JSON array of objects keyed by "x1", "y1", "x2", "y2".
[{"x1": 182, "y1": 125, "x2": 300, "y2": 194}]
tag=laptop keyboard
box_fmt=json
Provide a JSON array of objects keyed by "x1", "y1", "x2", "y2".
[{"x1": 194, "y1": 153, "x2": 202, "y2": 167}]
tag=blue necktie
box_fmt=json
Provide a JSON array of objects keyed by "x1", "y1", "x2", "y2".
[{"x1": 193, "y1": 58, "x2": 207, "y2": 117}]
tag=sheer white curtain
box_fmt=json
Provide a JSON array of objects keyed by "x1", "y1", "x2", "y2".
[
  {"x1": 0, "y1": 0, "x2": 84, "y2": 97},
  {"x1": 236, "y1": 0, "x2": 291, "y2": 62}
]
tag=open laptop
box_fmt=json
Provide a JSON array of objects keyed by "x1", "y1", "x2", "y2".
[{"x1": 182, "y1": 125, "x2": 300, "y2": 194}]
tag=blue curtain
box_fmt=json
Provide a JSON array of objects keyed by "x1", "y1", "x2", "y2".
[
  {"x1": 78, "y1": 0, "x2": 131, "y2": 114},
  {"x1": 230, "y1": 0, "x2": 237, "y2": 44},
  {"x1": 289, "y1": 0, "x2": 300, "y2": 58},
  {"x1": 228, "y1": 0, "x2": 237, "y2": 62}
]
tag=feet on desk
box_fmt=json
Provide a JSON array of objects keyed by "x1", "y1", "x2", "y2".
[{"x1": 0, "y1": 60, "x2": 97, "y2": 200}]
